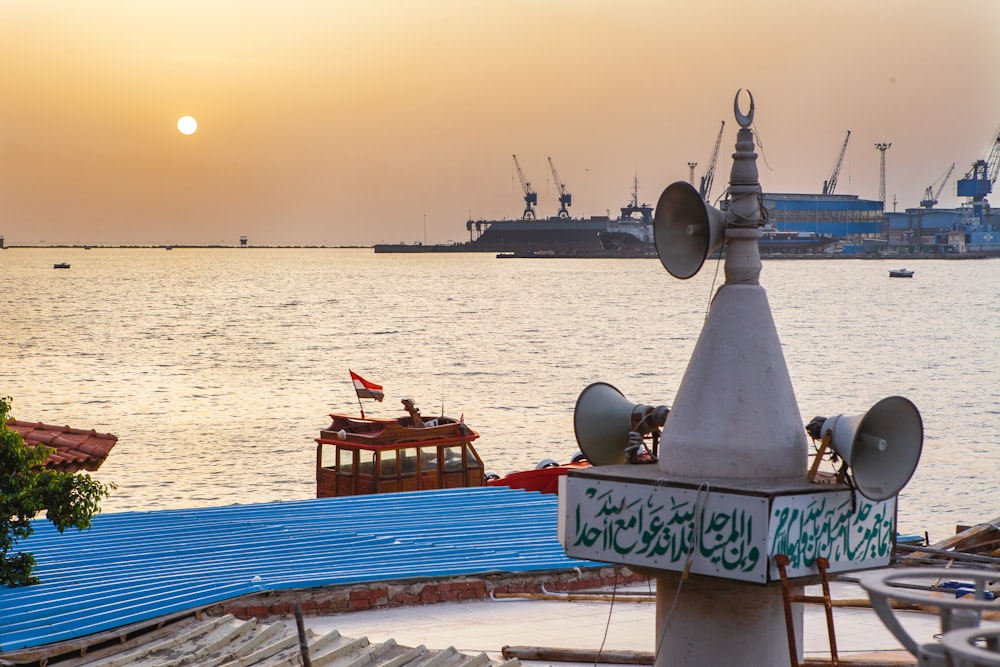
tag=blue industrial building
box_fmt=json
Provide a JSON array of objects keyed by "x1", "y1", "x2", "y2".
[
  {"x1": 885, "y1": 132, "x2": 1000, "y2": 255},
  {"x1": 886, "y1": 206, "x2": 1000, "y2": 254},
  {"x1": 762, "y1": 192, "x2": 885, "y2": 237}
]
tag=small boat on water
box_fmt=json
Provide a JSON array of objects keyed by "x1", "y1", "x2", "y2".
[
  {"x1": 316, "y1": 371, "x2": 598, "y2": 497},
  {"x1": 316, "y1": 372, "x2": 486, "y2": 497},
  {"x1": 53, "y1": 262, "x2": 71, "y2": 269},
  {"x1": 315, "y1": 398, "x2": 485, "y2": 497},
  {"x1": 889, "y1": 268, "x2": 914, "y2": 278}
]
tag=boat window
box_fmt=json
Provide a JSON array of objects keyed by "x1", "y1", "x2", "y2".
[
  {"x1": 465, "y1": 445, "x2": 484, "y2": 470},
  {"x1": 442, "y1": 446, "x2": 464, "y2": 471},
  {"x1": 337, "y1": 447, "x2": 354, "y2": 473},
  {"x1": 419, "y1": 446, "x2": 437, "y2": 470},
  {"x1": 358, "y1": 450, "x2": 376, "y2": 477},
  {"x1": 380, "y1": 449, "x2": 398, "y2": 477},
  {"x1": 399, "y1": 448, "x2": 418, "y2": 475},
  {"x1": 319, "y1": 443, "x2": 336, "y2": 469}
]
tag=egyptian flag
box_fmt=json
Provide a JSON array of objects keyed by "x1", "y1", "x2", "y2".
[{"x1": 350, "y1": 370, "x2": 384, "y2": 401}]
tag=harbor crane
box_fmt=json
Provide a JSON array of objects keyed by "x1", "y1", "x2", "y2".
[
  {"x1": 822, "y1": 130, "x2": 851, "y2": 195},
  {"x1": 512, "y1": 154, "x2": 537, "y2": 220},
  {"x1": 957, "y1": 128, "x2": 1000, "y2": 205},
  {"x1": 547, "y1": 157, "x2": 572, "y2": 218},
  {"x1": 699, "y1": 120, "x2": 725, "y2": 202},
  {"x1": 920, "y1": 162, "x2": 955, "y2": 209}
]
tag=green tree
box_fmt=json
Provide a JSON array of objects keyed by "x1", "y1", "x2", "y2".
[{"x1": 1, "y1": 396, "x2": 114, "y2": 587}]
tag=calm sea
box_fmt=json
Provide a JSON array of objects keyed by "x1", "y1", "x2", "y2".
[{"x1": 1, "y1": 248, "x2": 997, "y2": 542}]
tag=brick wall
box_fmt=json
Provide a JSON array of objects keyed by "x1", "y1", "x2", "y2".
[{"x1": 216, "y1": 566, "x2": 649, "y2": 620}]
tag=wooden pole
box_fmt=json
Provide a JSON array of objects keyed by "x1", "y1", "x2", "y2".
[
  {"x1": 502, "y1": 646, "x2": 653, "y2": 664},
  {"x1": 500, "y1": 646, "x2": 916, "y2": 667},
  {"x1": 294, "y1": 603, "x2": 312, "y2": 667}
]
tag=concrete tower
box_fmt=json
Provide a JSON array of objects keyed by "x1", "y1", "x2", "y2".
[
  {"x1": 653, "y1": 91, "x2": 809, "y2": 666},
  {"x1": 561, "y1": 90, "x2": 908, "y2": 667}
]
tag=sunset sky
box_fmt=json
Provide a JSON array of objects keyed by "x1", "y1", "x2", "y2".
[{"x1": 1, "y1": 0, "x2": 998, "y2": 246}]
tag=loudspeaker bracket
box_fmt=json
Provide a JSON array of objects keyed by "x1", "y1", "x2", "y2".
[{"x1": 807, "y1": 433, "x2": 849, "y2": 487}]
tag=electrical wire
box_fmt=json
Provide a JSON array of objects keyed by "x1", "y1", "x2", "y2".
[
  {"x1": 706, "y1": 251, "x2": 723, "y2": 320},
  {"x1": 752, "y1": 121, "x2": 774, "y2": 172},
  {"x1": 653, "y1": 482, "x2": 711, "y2": 660},
  {"x1": 593, "y1": 567, "x2": 622, "y2": 667}
]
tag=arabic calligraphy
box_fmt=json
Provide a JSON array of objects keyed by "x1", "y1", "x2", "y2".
[
  {"x1": 568, "y1": 483, "x2": 767, "y2": 581},
  {"x1": 769, "y1": 493, "x2": 894, "y2": 575},
  {"x1": 563, "y1": 478, "x2": 895, "y2": 583}
]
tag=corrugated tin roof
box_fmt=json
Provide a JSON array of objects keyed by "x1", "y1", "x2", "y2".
[
  {"x1": 6, "y1": 420, "x2": 117, "y2": 472},
  {"x1": 0, "y1": 487, "x2": 592, "y2": 653},
  {"x1": 44, "y1": 615, "x2": 521, "y2": 667}
]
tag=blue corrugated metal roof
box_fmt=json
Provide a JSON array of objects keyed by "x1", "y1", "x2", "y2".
[{"x1": 0, "y1": 486, "x2": 596, "y2": 652}]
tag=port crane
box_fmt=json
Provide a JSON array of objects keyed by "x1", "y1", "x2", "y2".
[
  {"x1": 822, "y1": 130, "x2": 851, "y2": 195},
  {"x1": 547, "y1": 157, "x2": 572, "y2": 219},
  {"x1": 956, "y1": 128, "x2": 1000, "y2": 206},
  {"x1": 512, "y1": 154, "x2": 538, "y2": 220},
  {"x1": 699, "y1": 120, "x2": 725, "y2": 201},
  {"x1": 919, "y1": 162, "x2": 955, "y2": 209}
]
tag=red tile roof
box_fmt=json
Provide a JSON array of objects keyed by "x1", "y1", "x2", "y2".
[{"x1": 6, "y1": 420, "x2": 118, "y2": 472}]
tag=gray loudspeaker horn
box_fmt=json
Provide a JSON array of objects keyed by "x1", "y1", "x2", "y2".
[
  {"x1": 573, "y1": 382, "x2": 669, "y2": 466},
  {"x1": 653, "y1": 181, "x2": 726, "y2": 279},
  {"x1": 819, "y1": 396, "x2": 923, "y2": 501}
]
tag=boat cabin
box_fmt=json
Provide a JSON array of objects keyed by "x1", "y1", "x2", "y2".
[{"x1": 315, "y1": 408, "x2": 486, "y2": 497}]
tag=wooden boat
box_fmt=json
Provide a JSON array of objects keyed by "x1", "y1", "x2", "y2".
[
  {"x1": 316, "y1": 372, "x2": 614, "y2": 498},
  {"x1": 889, "y1": 268, "x2": 914, "y2": 278},
  {"x1": 316, "y1": 397, "x2": 486, "y2": 497}
]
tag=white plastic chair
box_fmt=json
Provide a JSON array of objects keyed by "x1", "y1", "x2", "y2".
[{"x1": 858, "y1": 567, "x2": 1000, "y2": 667}]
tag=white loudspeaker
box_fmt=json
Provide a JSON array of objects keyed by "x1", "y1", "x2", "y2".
[
  {"x1": 653, "y1": 180, "x2": 727, "y2": 279},
  {"x1": 819, "y1": 396, "x2": 923, "y2": 501},
  {"x1": 573, "y1": 382, "x2": 669, "y2": 466}
]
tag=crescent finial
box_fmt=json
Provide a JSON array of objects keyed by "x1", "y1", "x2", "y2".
[{"x1": 733, "y1": 89, "x2": 754, "y2": 128}]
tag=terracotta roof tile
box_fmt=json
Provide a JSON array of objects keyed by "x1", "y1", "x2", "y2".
[{"x1": 6, "y1": 420, "x2": 117, "y2": 472}]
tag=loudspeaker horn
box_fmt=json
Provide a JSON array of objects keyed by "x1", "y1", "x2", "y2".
[
  {"x1": 573, "y1": 382, "x2": 669, "y2": 466},
  {"x1": 653, "y1": 180, "x2": 727, "y2": 279},
  {"x1": 818, "y1": 396, "x2": 923, "y2": 501}
]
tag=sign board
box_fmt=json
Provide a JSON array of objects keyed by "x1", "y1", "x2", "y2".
[{"x1": 560, "y1": 470, "x2": 896, "y2": 583}]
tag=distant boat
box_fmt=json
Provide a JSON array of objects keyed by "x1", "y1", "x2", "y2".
[
  {"x1": 889, "y1": 268, "x2": 914, "y2": 278},
  {"x1": 53, "y1": 262, "x2": 71, "y2": 269}
]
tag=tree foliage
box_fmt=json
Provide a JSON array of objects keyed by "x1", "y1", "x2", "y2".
[{"x1": 0, "y1": 396, "x2": 114, "y2": 587}]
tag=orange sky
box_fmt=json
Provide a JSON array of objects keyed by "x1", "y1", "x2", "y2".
[{"x1": 1, "y1": 0, "x2": 998, "y2": 246}]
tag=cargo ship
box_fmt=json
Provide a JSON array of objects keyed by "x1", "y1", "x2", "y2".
[
  {"x1": 371, "y1": 147, "x2": 886, "y2": 256},
  {"x1": 374, "y1": 167, "x2": 656, "y2": 255},
  {"x1": 372, "y1": 188, "x2": 860, "y2": 257}
]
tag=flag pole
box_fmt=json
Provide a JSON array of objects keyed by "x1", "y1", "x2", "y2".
[
  {"x1": 351, "y1": 369, "x2": 366, "y2": 418},
  {"x1": 350, "y1": 370, "x2": 384, "y2": 419}
]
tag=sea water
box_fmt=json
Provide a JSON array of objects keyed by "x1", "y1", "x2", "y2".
[{"x1": 1, "y1": 247, "x2": 997, "y2": 542}]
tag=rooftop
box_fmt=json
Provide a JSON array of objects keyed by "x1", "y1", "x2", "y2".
[
  {"x1": 0, "y1": 485, "x2": 973, "y2": 666},
  {"x1": 6, "y1": 420, "x2": 117, "y2": 473},
  {"x1": 0, "y1": 487, "x2": 595, "y2": 653}
]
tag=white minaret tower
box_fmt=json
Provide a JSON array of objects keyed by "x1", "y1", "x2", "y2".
[
  {"x1": 652, "y1": 91, "x2": 808, "y2": 666},
  {"x1": 561, "y1": 90, "x2": 919, "y2": 667}
]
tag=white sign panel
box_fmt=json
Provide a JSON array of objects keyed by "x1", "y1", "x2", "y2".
[
  {"x1": 563, "y1": 477, "x2": 770, "y2": 583},
  {"x1": 768, "y1": 492, "x2": 896, "y2": 578},
  {"x1": 562, "y1": 476, "x2": 896, "y2": 583}
]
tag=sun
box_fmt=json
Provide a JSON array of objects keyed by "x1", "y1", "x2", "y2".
[{"x1": 177, "y1": 116, "x2": 198, "y2": 135}]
